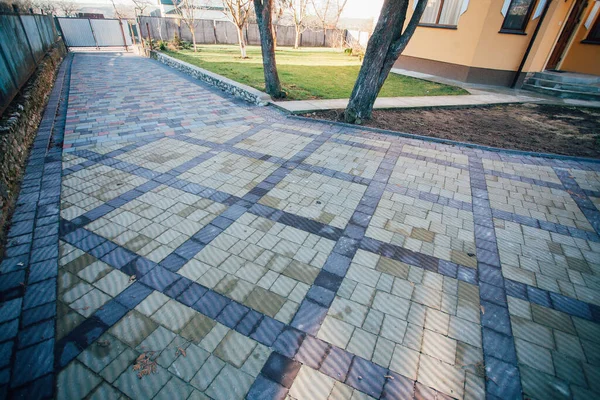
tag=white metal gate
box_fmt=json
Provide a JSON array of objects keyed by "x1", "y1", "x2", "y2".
[{"x1": 57, "y1": 18, "x2": 133, "y2": 48}]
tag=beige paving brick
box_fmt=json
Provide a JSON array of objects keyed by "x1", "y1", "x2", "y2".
[
  {"x1": 421, "y1": 329, "x2": 457, "y2": 365},
  {"x1": 289, "y1": 366, "x2": 335, "y2": 400},
  {"x1": 531, "y1": 304, "x2": 576, "y2": 335},
  {"x1": 317, "y1": 316, "x2": 355, "y2": 349},
  {"x1": 346, "y1": 328, "x2": 377, "y2": 360},
  {"x1": 418, "y1": 354, "x2": 465, "y2": 399},
  {"x1": 424, "y1": 309, "x2": 450, "y2": 335},
  {"x1": 520, "y1": 365, "x2": 571, "y2": 400},
  {"x1": 389, "y1": 344, "x2": 420, "y2": 380},
  {"x1": 205, "y1": 363, "x2": 255, "y2": 400},
  {"x1": 507, "y1": 296, "x2": 532, "y2": 319},
  {"x1": 109, "y1": 310, "x2": 158, "y2": 348},
  {"x1": 553, "y1": 352, "x2": 587, "y2": 388},
  {"x1": 516, "y1": 338, "x2": 555, "y2": 375},
  {"x1": 190, "y1": 355, "x2": 226, "y2": 392},
  {"x1": 213, "y1": 331, "x2": 257, "y2": 368},
  {"x1": 511, "y1": 316, "x2": 555, "y2": 349},
  {"x1": 151, "y1": 300, "x2": 196, "y2": 332}
]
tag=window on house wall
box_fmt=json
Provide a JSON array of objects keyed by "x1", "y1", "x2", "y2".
[
  {"x1": 501, "y1": 0, "x2": 536, "y2": 33},
  {"x1": 420, "y1": 0, "x2": 464, "y2": 27},
  {"x1": 585, "y1": 15, "x2": 600, "y2": 43}
]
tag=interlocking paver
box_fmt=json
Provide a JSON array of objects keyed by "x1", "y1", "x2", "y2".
[
  {"x1": 4, "y1": 51, "x2": 600, "y2": 399},
  {"x1": 179, "y1": 213, "x2": 334, "y2": 323}
]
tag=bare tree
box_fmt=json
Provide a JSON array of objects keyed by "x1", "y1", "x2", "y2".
[
  {"x1": 310, "y1": 0, "x2": 346, "y2": 46},
  {"x1": 223, "y1": 0, "x2": 252, "y2": 58},
  {"x1": 173, "y1": 0, "x2": 199, "y2": 51},
  {"x1": 271, "y1": 0, "x2": 284, "y2": 49},
  {"x1": 281, "y1": 0, "x2": 308, "y2": 49},
  {"x1": 110, "y1": 0, "x2": 125, "y2": 18},
  {"x1": 57, "y1": 0, "x2": 77, "y2": 16},
  {"x1": 34, "y1": 0, "x2": 56, "y2": 15},
  {"x1": 253, "y1": 0, "x2": 284, "y2": 98},
  {"x1": 9, "y1": 0, "x2": 36, "y2": 12},
  {"x1": 131, "y1": 0, "x2": 152, "y2": 16},
  {"x1": 344, "y1": 0, "x2": 427, "y2": 123}
]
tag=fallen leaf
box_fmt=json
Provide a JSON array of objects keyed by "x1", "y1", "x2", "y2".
[
  {"x1": 129, "y1": 275, "x2": 136, "y2": 283},
  {"x1": 17, "y1": 262, "x2": 24, "y2": 267},
  {"x1": 384, "y1": 375, "x2": 394, "y2": 380},
  {"x1": 480, "y1": 305, "x2": 485, "y2": 314},
  {"x1": 176, "y1": 347, "x2": 187, "y2": 357},
  {"x1": 133, "y1": 352, "x2": 158, "y2": 379}
]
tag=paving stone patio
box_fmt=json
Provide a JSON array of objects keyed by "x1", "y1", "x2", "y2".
[{"x1": 1, "y1": 51, "x2": 600, "y2": 399}]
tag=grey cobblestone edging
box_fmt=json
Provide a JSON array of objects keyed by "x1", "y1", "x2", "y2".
[
  {"x1": 150, "y1": 51, "x2": 272, "y2": 107},
  {"x1": 289, "y1": 115, "x2": 600, "y2": 164}
]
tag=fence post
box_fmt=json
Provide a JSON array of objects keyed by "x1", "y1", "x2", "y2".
[
  {"x1": 213, "y1": 20, "x2": 218, "y2": 44},
  {"x1": 146, "y1": 22, "x2": 152, "y2": 50},
  {"x1": 128, "y1": 21, "x2": 136, "y2": 45},
  {"x1": 88, "y1": 18, "x2": 99, "y2": 49},
  {"x1": 118, "y1": 19, "x2": 129, "y2": 51}
]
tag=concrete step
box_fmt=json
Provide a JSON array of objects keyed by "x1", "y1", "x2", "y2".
[
  {"x1": 522, "y1": 83, "x2": 600, "y2": 101},
  {"x1": 532, "y1": 71, "x2": 600, "y2": 85},
  {"x1": 528, "y1": 77, "x2": 600, "y2": 93}
]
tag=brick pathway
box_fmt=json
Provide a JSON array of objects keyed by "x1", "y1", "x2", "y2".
[{"x1": 2, "y1": 52, "x2": 600, "y2": 400}]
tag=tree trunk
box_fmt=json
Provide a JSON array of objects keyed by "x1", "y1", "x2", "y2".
[
  {"x1": 191, "y1": 29, "x2": 197, "y2": 52},
  {"x1": 236, "y1": 25, "x2": 247, "y2": 58},
  {"x1": 294, "y1": 25, "x2": 301, "y2": 49},
  {"x1": 272, "y1": 24, "x2": 277, "y2": 50},
  {"x1": 253, "y1": 0, "x2": 284, "y2": 98},
  {"x1": 322, "y1": 24, "x2": 327, "y2": 47},
  {"x1": 344, "y1": 0, "x2": 427, "y2": 123}
]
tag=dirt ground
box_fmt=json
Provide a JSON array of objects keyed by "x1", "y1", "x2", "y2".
[{"x1": 304, "y1": 104, "x2": 600, "y2": 159}]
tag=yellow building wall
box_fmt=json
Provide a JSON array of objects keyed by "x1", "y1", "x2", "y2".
[
  {"x1": 402, "y1": 0, "x2": 582, "y2": 74},
  {"x1": 401, "y1": 0, "x2": 488, "y2": 67},
  {"x1": 522, "y1": 0, "x2": 575, "y2": 72},
  {"x1": 559, "y1": 2, "x2": 600, "y2": 75},
  {"x1": 470, "y1": 0, "x2": 537, "y2": 71}
]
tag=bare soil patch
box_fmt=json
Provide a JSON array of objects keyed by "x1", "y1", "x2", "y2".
[{"x1": 304, "y1": 104, "x2": 600, "y2": 159}]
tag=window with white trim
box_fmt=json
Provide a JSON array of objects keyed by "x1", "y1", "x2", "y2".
[
  {"x1": 500, "y1": 0, "x2": 536, "y2": 33},
  {"x1": 420, "y1": 0, "x2": 464, "y2": 27}
]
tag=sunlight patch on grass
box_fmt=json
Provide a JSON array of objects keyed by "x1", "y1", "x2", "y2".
[{"x1": 164, "y1": 45, "x2": 468, "y2": 100}]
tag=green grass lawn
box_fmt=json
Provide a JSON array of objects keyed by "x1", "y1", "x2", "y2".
[{"x1": 163, "y1": 45, "x2": 468, "y2": 100}]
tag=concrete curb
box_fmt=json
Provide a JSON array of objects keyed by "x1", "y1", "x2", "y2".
[
  {"x1": 277, "y1": 100, "x2": 551, "y2": 115},
  {"x1": 151, "y1": 51, "x2": 272, "y2": 106},
  {"x1": 289, "y1": 115, "x2": 600, "y2": 164}
]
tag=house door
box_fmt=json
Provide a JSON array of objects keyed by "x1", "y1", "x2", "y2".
[{"x1": 547, "y1": 0, "x2": 588, "y2": 70}]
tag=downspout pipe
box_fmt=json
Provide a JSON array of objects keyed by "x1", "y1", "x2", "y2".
[{"x1": 511, "y1": 0, "x2": 554, "y2": 88}]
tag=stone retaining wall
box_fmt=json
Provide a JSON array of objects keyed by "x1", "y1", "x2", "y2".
[
  {"x1": 0, "y1": 40, "x2": 67, "y2": 247},
  {"x1": 150, "y1": 51, "x2": 272, "y2": 106}
]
